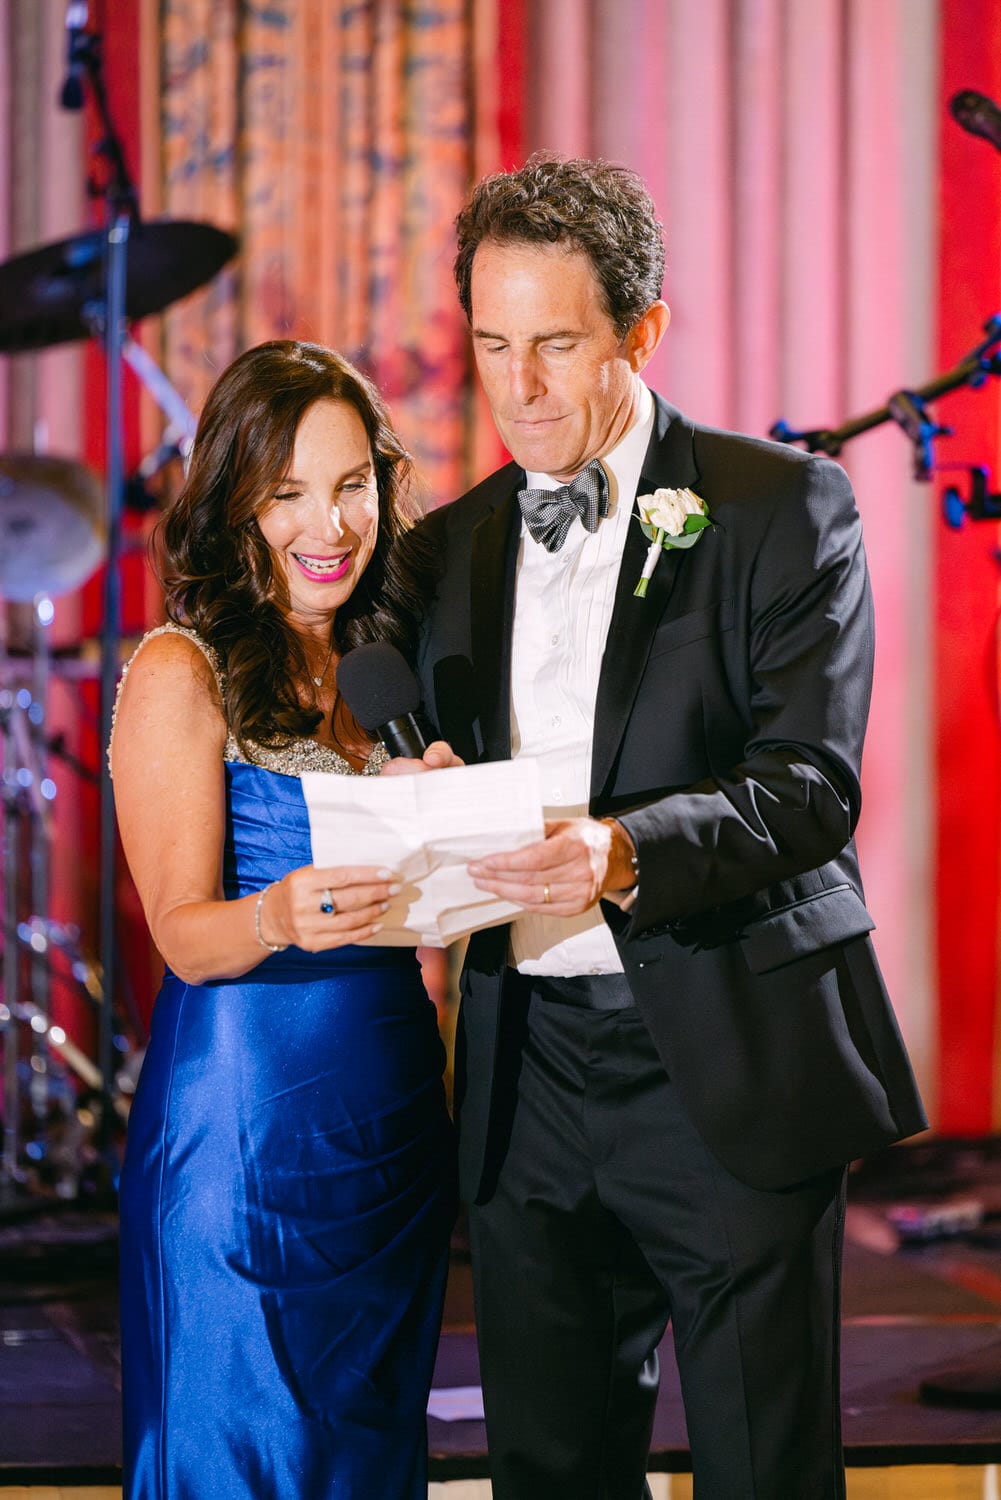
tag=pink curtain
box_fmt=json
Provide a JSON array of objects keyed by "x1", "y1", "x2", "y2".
[{"x1": 519, "y1": 0, "x2": 942, "y2": 1119}]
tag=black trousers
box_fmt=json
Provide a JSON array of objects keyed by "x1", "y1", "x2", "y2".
[{"x1": 468, "y1": 981, "x2": 847, "y2": 1500}]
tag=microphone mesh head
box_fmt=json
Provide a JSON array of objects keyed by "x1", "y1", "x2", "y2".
[
  {"x1": 949, "y1": 89, "x2": 1000, "y2": 144},
  {"x1": 336, "y1": 643, "x2": 422, "y2": 732},
  {"x1": 950, "y1": 90, "x2": 983, "y2": 125}
]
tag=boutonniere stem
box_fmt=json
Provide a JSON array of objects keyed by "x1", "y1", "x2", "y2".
[{"x1": 633, "y1": 487, "x2": 713, "y2": 597}]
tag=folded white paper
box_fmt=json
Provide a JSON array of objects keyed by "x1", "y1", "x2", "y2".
[{"x1": 301, "y1": 758, "x2": 544, "y2": 947}]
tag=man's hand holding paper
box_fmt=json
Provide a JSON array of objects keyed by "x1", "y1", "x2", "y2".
[{"x1": 467, "y1": 815, "x2": 639, "y2": 915}]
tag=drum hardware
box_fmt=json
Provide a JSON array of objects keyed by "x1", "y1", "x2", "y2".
[
  {"x1": 1, "y1": 650, "x2": 138, "y2": 1197},
  {"x1": 0, "y1": 979, "x2": 130, "y2": 1202},
  {"x1": 2, "y1": 640, "x2": 142, "y2": 691},
  {"x1": 53, "y1": 12, "x2": 233, "y2": 1125},
  {"x1": 0, "y1": 455, "x2": 104, "y2": 602},
  {"x1": 0, "y1": 612, "x2": 145, "y2": 1193},
  {"x1": 0, "y1": 992, "x2": 131, "y2": 1127},
  {"x1": 17, "y1": 917, "x2": 104, "y2": 1008},
  {"x1": 1, "y1": 595, "x2": 56, "y2": 1193},
  {"x1": 0, "y1": 7, "x2": 236, "y2": 1202},
  {"x1": 14, "y1": 911, "x2": 147, "y2": 1052},
  {"x1": 2, "y1": 917, "x2": 140, "y2": 1201},
  {"x1": 0, "y1": 226, "x2": 237, "y2": 357},
  {"x1": 126, "y1": 436, "x2": 188, "y2": 513},
  {"x1": 38, "y1": 730, "x2": 100, "y2": 784}
]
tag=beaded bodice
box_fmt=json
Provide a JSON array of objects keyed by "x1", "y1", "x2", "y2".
[{"x1": 110, "y1": 622, "x2": 387, "y2": 778}]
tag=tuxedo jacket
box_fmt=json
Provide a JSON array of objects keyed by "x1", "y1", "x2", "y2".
[{"x1": 413, "y1": 394, "x2": 927, "y2": 1204}]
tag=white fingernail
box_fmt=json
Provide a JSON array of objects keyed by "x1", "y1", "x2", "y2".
[
  {"x1": 370, "y1": 921, "x2": 384, "y2": 934},
  {"x1": 387, "y1": 882, "x2": 402, "y2": 896},
  {"x1": 381, "y1": 901, "x2": 390, "y2": 913},
  {"x1": 377, "y1": 869, "x2": 394, "y2": 879}
]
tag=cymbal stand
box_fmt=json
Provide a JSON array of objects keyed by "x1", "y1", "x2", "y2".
[
  {"x1": 121, "y1": 336, "x2": 198, "y2": 449},
  {"x1": 27, "y1": 596, "x2": 55, "y2": 1127},
  {"x1": 97, "y1": 214, "x2": 128, "y2": 1102},
  {"x1": 1, "y1": 680, "x2": 20, "y2": 1191}
]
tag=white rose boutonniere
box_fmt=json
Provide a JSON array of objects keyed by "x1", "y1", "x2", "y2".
[{"x1": 633, "y1": 487, "x2": 713, "y2": 597}]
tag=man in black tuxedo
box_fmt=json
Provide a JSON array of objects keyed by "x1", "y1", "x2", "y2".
[{"x1": 413, "y1": 156, "x2": 926, "y2": 1499}]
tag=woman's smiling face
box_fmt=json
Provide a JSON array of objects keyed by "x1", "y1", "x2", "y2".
[{"x1": 256, "y1": 398, "x2": 379, "y2": 630}]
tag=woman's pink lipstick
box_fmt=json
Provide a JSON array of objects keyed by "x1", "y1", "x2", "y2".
[{"x1": 291, "y1": 551, "x2": 351, "y2": 582}]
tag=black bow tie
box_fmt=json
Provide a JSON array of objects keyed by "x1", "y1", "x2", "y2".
[{"x1": 517, "y1": 460, "x2": 610, "y2": 553}]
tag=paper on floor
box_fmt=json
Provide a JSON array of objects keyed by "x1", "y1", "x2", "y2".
[{"x1": 426, "y1": 1384, "x2": 486, "y2": 1421}]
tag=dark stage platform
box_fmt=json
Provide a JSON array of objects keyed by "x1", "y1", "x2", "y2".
[{"x1": 1, "y1": 1141, "x2": 1000, "y2": 1485}]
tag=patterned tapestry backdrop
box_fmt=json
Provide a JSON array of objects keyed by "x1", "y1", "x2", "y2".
[
  {"x1": 2, "y1": 0, "x2": 1000, "y2": 1134},
  {"x1": 158, "y1": 0, "x2": 504, "y2": 504}
]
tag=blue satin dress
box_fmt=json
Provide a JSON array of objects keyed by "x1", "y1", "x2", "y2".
[{"x1": 119, "y1": 741, "x2": 456, "y2": 1499}]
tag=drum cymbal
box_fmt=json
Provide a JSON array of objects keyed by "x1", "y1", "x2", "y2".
[
  {"x1": 0, "y1": 219, "x2": 238, "y2": 352},
  {"x1": 0, "y1": 455, "x2": 104, "y2": 599}
]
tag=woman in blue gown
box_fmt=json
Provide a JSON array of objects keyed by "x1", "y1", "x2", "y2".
[{"x1": 110, "y1": 341, "x2": 457, "y2": 1499}]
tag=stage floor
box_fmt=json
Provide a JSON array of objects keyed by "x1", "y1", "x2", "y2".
[{"x1": 1, "y1": 1139, "x2": 1000, "y2": 1486}]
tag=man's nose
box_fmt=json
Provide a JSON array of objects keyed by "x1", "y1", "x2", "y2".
[{"x1": 509, "y1": 353, "x2": 544, "y2": 405}]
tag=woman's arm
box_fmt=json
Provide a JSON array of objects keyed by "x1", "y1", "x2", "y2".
[{"x1": 111, "y1": 633, "x2": 394, "y2": 984}]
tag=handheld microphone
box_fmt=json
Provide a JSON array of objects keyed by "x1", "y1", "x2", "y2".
[
  {"x1": 950, "y1": 89, "x2": 1001, "y2": 153},
  {"x1": 336, "y1": 643, "x2": 431, "y2": 759},
  {"x1": 59, "y1": 1, "x2": 90, "y2": 111}
]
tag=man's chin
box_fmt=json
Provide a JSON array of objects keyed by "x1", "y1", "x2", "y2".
[{"x1": 504, "y1": 440, "x2": 576, "y2": 477}]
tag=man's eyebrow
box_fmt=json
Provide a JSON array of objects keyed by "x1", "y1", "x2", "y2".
[{"x1": 472, "y1": 327, "x2": 584, "y2": 341}]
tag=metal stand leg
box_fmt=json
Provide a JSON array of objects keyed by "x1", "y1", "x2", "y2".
[
  {"x1": 97, "y1": 212, "x2": 129, "y2": 1100},
  {"x1": 1, "y1": 683, "x2": 21, "y2": 1191}
]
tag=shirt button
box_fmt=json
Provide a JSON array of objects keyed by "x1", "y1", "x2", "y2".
[
  {"x1": 552, "y1": 789, "x2": 563, "y2": 802},
  {"x1": 551, "y1": 633, "x2": 560, "y2": 645},
  {"x1": 551, "y1": 715, "x2": 561, "y2": 727}
]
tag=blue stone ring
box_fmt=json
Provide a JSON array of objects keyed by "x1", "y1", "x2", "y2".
[{"x1": 319, "y1": 888, "x2": 336, "y2": 915}]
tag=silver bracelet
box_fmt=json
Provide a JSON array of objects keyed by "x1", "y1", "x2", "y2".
[{"x1": 254, "y1": 885, "x2": 288, "y2": 953}]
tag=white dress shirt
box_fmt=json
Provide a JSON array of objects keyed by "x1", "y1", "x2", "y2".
[{"x1": 508, "y1": 383, "x2": 655, "y2": 975}]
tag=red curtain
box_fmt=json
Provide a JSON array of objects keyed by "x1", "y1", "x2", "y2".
[{"x1": 935, "y1": 0, "x2": 1001, "y2": 1132}]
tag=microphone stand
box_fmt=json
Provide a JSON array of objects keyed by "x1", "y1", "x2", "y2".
[
  {"x1": 774, "y1": 322, "x2": 1001, "y2": 1405},
  {"x1": 70, "y1": 24, "x2": 138, "y2": 1104},
  {"x1": 771, "y1": 314, "x2": 1001, "y2": 516}
]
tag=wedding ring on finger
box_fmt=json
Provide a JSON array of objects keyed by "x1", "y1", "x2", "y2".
[
  {"x1": 543, "y1": 883, "x2": 551, "y2": 905},
  {"x1": 319, "y1": 888, "x2": 336, "y2": 915}
]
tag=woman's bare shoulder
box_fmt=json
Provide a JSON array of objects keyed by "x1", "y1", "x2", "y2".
[
  {"x1": 126, "y1": 623, "x2": 222, "y2": 689},
  {"x1": 110, "y1": 625, "x2": 227, "y2": 773}
]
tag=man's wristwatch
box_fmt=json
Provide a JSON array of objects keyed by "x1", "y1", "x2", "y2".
[{"x1": 600, "y1": 816, "x2": 639, "y2": 891}]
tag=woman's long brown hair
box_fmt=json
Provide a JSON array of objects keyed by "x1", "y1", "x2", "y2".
[{"x1": 156, "y1": 340, "x2": 430, "y2": 753}]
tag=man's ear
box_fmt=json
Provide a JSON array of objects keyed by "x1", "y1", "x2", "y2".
[{"x1": 624, "y1": 301, "x2": 671, "y2": 372}]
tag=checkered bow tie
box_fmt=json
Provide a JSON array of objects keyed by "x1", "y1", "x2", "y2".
[{"x1": 516, "y1": 459, "x2": 610, "y2": 553}]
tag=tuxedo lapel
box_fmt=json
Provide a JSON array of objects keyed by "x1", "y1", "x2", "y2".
[
  {"x1": 590, "y1": 397, "x2": 702, "y2": 801},
  {"x1": 470, "y1": 476, "x2": 522, "y2": 762}
]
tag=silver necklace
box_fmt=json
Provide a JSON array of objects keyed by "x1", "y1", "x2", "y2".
[{"x1": 309, "y1": 639, "x2": 334, "y2": 687}]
